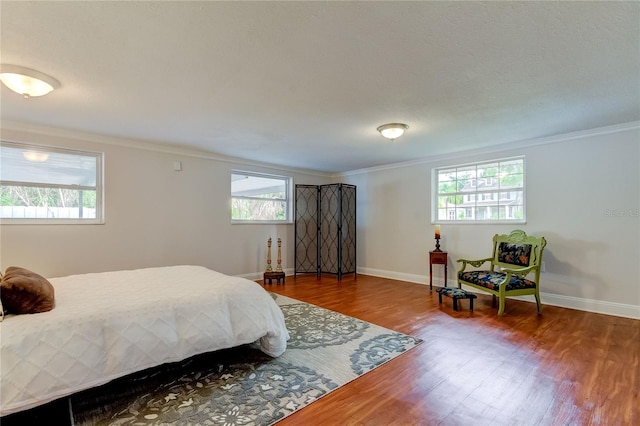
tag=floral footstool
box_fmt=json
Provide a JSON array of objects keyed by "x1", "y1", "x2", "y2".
[{"x1": 437, "y1": 287, "x2": 477, "y2": 311}]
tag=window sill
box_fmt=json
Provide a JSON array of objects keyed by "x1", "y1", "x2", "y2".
[
  {"x1": 0, "y1": 219, "x2": 105, "y2": 225},
  {"x1": 231, "y1": 220, "x2": 294, "y2": 225}
]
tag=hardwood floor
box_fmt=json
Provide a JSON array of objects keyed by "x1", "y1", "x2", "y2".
[{"x1": 264, "y1": 273, "x2": 639, "y2": 426}]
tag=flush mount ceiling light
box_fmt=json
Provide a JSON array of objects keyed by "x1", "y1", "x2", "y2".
[
  {"x1": 377, "y1": 123, "x2": 409, "y2": 141},
  {"x1": 0, "y1": 64, "x2": 60, "y2": 98},
  {"x1": 23, "y1": 151, "x2": 49, "y2": 162}
]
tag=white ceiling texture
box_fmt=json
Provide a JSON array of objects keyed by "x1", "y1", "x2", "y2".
[{"x1": 1, "y1": 1, "x2": 638, "y2": 173}]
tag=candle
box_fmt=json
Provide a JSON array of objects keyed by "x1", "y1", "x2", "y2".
[{"x1": 435, "y1": 225, "x2": 441, "y2": 239}]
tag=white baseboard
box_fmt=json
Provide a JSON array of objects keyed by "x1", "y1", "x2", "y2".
[
  {"x1": 529, "y1": 293, "x2": 640, "y2": 320},
  {"x1": 357, "y1": 267, "x2": 640, "y2": 320},
  {"x1": 357, "y1": 267, "x2": 429, "y2": 286}
]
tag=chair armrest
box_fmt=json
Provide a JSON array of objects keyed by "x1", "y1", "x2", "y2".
[
  {"x1": 499, "y1": 265, "x2": 536, "y2": 278},
  {"x1": 457, "y1": 257, "x2": 493, "y2": 272}
]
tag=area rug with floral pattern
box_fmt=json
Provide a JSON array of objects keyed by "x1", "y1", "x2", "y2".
[{"x1": 70, "y1": 293, "x2": 423, "y2": 425}]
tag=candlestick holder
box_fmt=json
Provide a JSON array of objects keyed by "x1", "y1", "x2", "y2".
[
  {"x1": 275, "y1": 237, "x2": 283, "y2": 272},
  {"x1": 434, "y1": 237, "x2": 442, "y2": 252},
  {"x1": 265, "y1": 237, "x2": 273, "y2": 272}
]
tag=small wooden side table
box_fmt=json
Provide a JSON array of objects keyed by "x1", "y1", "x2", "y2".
[
  {"x1": 263, "y1": 271, "x2": 285, "y2": 285},
  {"x1": 429, "y1": 250, "x2": 448, "y2": 291}
]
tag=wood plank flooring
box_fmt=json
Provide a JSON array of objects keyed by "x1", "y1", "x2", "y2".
[{"x1": 264, "y1": 273, "x2": 639, "y2": 426}]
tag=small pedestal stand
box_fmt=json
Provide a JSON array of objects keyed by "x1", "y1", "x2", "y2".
[{"x1": 263, "y1": 237, "x2": 285, "y2": 285}]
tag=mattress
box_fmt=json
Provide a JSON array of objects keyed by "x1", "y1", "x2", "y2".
[{"x1": 0, "y1": 265, "x2": 289, "y2": 416}]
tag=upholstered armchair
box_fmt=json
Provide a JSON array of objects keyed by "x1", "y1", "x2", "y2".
[{"x1": 457, "y1": 230, "x2": 547, "y2": 316}]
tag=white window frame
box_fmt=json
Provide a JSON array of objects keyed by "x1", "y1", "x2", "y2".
[
  {"x1": 432, "y1": 156, "x2": 525, "y2": 224},
  {"x1": 0, "y1": 141, "x2": 104, "y2": 225},
  {"x1": 231, "y1": 170, "x2": 293, "y2": 224}
]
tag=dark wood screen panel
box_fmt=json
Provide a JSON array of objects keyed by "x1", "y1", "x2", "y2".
[{"x1": 295, "y1": 184, "x2": 356, "y2": 280}]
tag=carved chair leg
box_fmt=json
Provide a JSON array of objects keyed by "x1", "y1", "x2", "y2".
[
  {"x1": 498, "y1": 296, "x2": 506, "y2": 316},
  {"x1": 535, "y1": 293, "x2": 542, "y2": 314}
]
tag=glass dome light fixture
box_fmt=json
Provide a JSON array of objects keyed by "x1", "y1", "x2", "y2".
[
  {"x1": 23, "y1": 151, "x2": 49, "y2": 162},
  {"x1": 377, "y1": 123, "x2": 409, "y2": 141},
  {"x1": 0, "y1": 64, "x2": 60, "y2": 98}
]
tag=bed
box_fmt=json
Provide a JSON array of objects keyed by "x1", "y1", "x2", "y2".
[{"x1": 0, "y1": 265, "x2": 289, "y2": 417}]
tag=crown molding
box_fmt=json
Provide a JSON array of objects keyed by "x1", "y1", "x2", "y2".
[
  {"x1": 2, "y1": 119, "x2": 636, "y2": 180},
  {"x1": 0, "y1": 120, "x2": 332, "y2": 178},
  {"x1": 335, "y1": 121, "x2": 640, "y2": 178}
]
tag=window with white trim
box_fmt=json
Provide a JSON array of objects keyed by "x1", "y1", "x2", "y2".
[
  {"x1": 434, "y1": 157, "x2": 525, "y2": 223},
  {"x1": 0, "y1": 141, "x2": 103, "y2": 224},
  {"x1": 231, "y1": 171, "x2": 292, "y2": 223}
]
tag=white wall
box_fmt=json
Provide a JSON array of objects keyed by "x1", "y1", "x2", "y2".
[
  {"x1": 2, "y1": 122, "x2": 638, "y2": 318},
  {"x1": 339, "y1": 124, "x2": 640, "y2": 318},
  {"x1": 0, "y1": 124, "x2": 331, "y2": 279}
]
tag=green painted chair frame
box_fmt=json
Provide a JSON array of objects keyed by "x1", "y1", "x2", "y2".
[{"x1": 456, "y1": 229, "x2": 547, "y2": 316}]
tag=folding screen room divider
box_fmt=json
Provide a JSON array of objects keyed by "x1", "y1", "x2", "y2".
[{"x1": 294, "y1": 184, "x2": 356, "y2": 280}]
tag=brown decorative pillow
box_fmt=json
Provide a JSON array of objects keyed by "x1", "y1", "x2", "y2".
[{"x1": 0, "y1": 266, "x2": 55, "y2": 314}]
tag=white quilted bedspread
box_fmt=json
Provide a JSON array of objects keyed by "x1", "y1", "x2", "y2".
[{"x1": 0, "y1": 265, "x2": 289, "y2": 416}]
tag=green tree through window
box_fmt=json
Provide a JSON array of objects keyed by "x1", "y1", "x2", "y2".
[{"x1": 434, "y1": 157, "x2": 525, "y2": 222}]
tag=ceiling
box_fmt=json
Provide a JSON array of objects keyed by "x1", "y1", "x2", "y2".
[{"x1": 1, "y1": 1, "x2": 638, "y2": 173}]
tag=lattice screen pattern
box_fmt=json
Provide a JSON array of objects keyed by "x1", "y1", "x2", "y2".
[{"x1": 295, "y1": 184, "x2": 356, "y2": 280}]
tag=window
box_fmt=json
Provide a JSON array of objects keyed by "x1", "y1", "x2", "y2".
[
  {"x1": 1, "y1": 142, "x2": 103, "y2": 224},
  {"x1": 231, "y1": 171, "x2": 292, "y2": 223},
  {"x1": 434, "y1": 157, "x2": 525, "y2": 223}
]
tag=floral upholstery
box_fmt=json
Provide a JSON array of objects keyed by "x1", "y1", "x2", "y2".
[
  {"x1": 456, "y1": 230, "x2": 547, "y2": 316},
  {"x1": 497, "y1": 243, "x2": 531, "y2": 267},
  {"x1": 437, "y1": 286, "x2": 477, "y2": 311},
  {"x1": 437, "y1": 287, "x2": 477, "y2": 299},
  {"x1": 458, "y1": 271, "x2": 536, "y2": 291}
]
